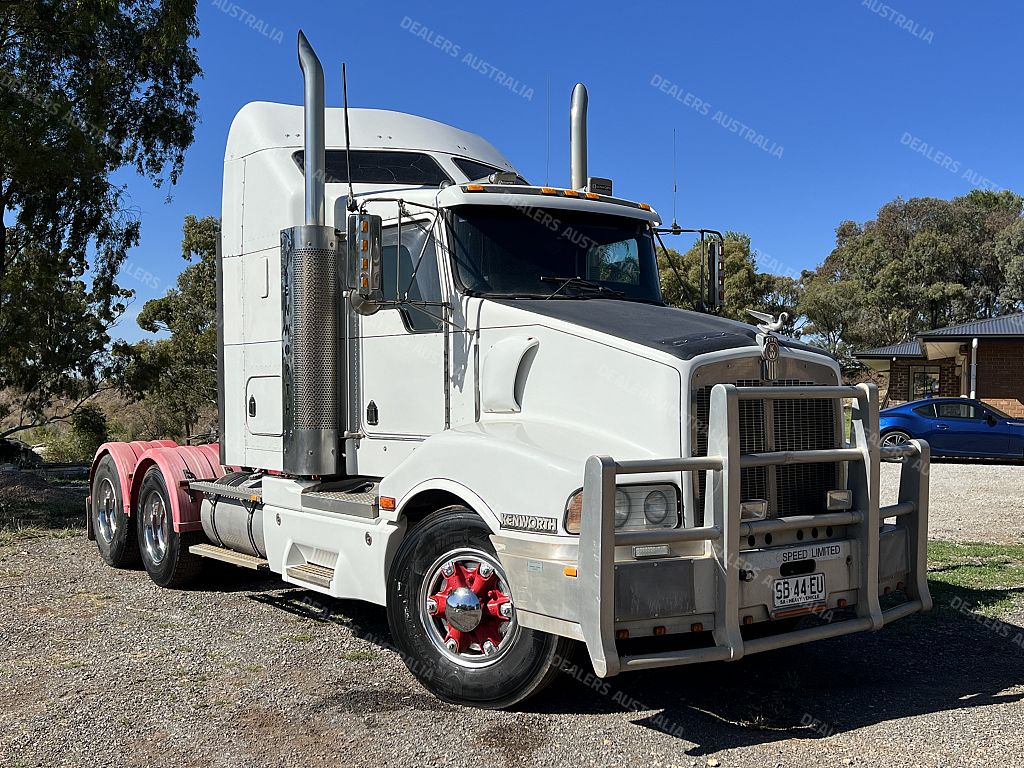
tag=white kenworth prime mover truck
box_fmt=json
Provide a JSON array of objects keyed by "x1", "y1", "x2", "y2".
[{"x1": 87, "y1": 32, "x2": 932, "y2": 708}]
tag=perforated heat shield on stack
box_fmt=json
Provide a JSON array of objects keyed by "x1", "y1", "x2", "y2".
[{"x1": 281, "y1": 224, "x2": 344, "y2": 476}]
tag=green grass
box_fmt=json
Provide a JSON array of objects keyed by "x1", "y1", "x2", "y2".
[
  {"x1": 926, "y1": 540, "x2": 1024, "y2": 619},
  {"x1": 340, "y1": 649, "x2": 375, "y2": 662}
]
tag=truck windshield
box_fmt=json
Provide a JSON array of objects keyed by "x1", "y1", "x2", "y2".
[{"x1": 448, "y1": 205, "x2": 663, "y2": 302}]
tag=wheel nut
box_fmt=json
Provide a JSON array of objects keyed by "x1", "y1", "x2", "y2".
[
  {"x1": 499, "y1": 602, "x2": 513, "y2": 619},
  {"x1": 482, "y1": 640, "x2": 497, "y2": 656},
  {"x1": 441, "y1": 561, "x2": 455, "y2": 577},
  {"x1": 426, "y1": 599, "x2": 437, "y2": 615},
  {"x1": 478, "y1": 563, "x2": 493, "y2": 578},
  {"x1": 445, "y1": 638, "x2": 459, "y2": 653}
]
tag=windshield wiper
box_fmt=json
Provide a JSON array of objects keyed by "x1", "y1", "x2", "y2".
[{"x1": 539, "y1": 275, "x2": 626, "y2": 300}]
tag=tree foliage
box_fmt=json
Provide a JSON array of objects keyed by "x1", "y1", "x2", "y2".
[
  {"x1": 0, "y1": 1, "x2": 201, "y2": 436},
  {"x1": 116, "y1": 215, "x2": 218, "y2": 440},
  {"x1": 799, "y1": 190, "x2": 1024, "y2": 355},
  {"x1": 657, "y1": 231, "x2": 800, "y2": 332}
]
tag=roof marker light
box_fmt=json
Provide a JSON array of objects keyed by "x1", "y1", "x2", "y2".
[
  {"x1": 540, "y1": 187, "x2": 558, "y2": 195},
  {"x1": 465, "y1": 184, "x2": 485, "y2": 191},
  {"x1": 563, "y1": 189, "x2": 579, "y2": 197},
  {"x1": 638, "y1": 202, "x2": 652, "y2": 211}
]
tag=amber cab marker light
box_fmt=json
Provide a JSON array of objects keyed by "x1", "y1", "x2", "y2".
[
  {"x1": 563, "y1": 189, "x2": 579, "y2": 197},
  {"x1": 585, "y1": 192, "x2": 600, "y2": 200},
  {"x1": 540, "y1": 187, "x2": 558, "y2": 195},
  {"x1": 638, "y1": 202, "x2": 652, "y2": 210},
  {"x1": 563, "y1": 566, "x2": 578, "y2": 578},
  {"x1": 379, "y1": 496, "x2": 397, "y2": 511},
  {"x1": 465, "y1": 184, "x2": 485, "y2": 191}
]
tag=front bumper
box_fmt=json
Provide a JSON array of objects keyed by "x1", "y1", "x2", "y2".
[{"x1": 493, "y1": 383, "x2": 932, "y2": 677}]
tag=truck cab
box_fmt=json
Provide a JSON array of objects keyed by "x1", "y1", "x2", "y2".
[{"x1": 87, "y1": 32, "x2": 931, "y2": 709}]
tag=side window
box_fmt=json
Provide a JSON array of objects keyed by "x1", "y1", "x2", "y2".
[
  {"x1": 936, "y1": 402, "x2": 980, "y2": 420},
  {"x1": 912, "y1": 404, "x2": 935, "y2": 418},
  {"x1": 380, "y1": 221, "x2": 443, "y2": 333}
]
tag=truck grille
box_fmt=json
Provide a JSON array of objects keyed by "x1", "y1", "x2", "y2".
[{"x1": 692, "y1": 379, "x2": 840, "y2": 522}]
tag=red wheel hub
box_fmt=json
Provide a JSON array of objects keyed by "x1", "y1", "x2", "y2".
[{"x1": 428, "y1": 561, "x2": 512, "y2": 654}]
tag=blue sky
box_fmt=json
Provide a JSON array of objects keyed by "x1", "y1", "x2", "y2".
[{"x1": 112, "y1": 0, "x2": 1022, "y2": 341}]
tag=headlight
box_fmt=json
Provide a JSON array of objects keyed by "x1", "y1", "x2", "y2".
[
  {"x1": 563, "y1": 485, "x2": 680, "y2": 534},
  {"x1": 614, "y1": 490, "x2": 631, "y2": 528},
  {"x1": 643, "y1": 490, "x2": 670, "y2": 524}
]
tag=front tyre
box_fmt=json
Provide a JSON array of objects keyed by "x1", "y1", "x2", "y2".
[
  {"x1": 137, "y1": 467, "x2": 205, "y2": 588},
  {"x1": 387, "y1": 506, "x2": 571, "y2": 709}
]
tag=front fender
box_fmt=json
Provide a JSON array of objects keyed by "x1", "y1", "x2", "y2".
[{"x1": 379, "y1": 419, "x2": 677, "y2": 537}]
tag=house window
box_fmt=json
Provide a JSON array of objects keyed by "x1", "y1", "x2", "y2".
[{"x1": 909, "y1": 365, "x2": 940, "y2": 400}]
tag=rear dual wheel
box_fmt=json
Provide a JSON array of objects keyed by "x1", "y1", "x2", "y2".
[
  {"x1": 136, "y1": 467, "x2": 205, "y2": 588},
  {"x1": 90, "y1": 455, "x2": 140, "y2": 568},
  {"x1": 387, "y1": 507, "x2": 572, "y2": 709}
]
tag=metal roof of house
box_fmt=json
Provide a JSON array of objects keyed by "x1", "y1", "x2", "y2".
[
  {"x1": 854, "y1": 341, "x2": 924, "y2": 359},
  {"x1": 917, "y1": 312, "x2": 1024, "y2": 339}
]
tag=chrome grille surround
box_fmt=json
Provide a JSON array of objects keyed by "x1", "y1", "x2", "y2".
[{"x1": 689, "y1": 356, "x2": 842, "y2": 523}]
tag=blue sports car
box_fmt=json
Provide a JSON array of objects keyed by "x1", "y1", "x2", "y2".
[{"x1": 879, "y1": 398, "x2": 1024, "y2": 459}]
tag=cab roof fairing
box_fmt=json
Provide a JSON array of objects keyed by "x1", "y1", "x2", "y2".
[{"x1": 224, "y1": 102, "x2": 518, "y2": 172}]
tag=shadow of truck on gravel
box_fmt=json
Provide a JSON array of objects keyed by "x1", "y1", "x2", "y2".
[{"x1": 247, "y1": 578, "x2": 1024, "y2": 758}]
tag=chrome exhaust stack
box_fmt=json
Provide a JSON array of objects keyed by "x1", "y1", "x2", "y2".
[
  {"x1": 570, "y1": 83, "x2": 588, "y2": 191},
  {"x1": 280, "y1": 30, "x2": 342, "y2": 477},
  {"x1": 298, "y1": 30, "x2": 325, "y2": 226}
]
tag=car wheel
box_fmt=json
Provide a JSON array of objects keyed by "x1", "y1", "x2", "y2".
[
  {"x1": 880, "y1": 430, "x2": 912, "y2": 461},
  {"x1": 386, "y1": 506, "x2": 572, "y2": 709},
  {"x1": 90, "y1": 455, "x2": 140, "y2": 567},
  {"x1": 137, "y1": 466, "x2": 205, "y2": 588}
]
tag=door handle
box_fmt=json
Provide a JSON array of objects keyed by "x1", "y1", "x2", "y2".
[{"x1": 936, "y1": 423, "x2": 949, "y2": 429}]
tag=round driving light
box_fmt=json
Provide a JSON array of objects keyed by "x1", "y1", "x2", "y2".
[
  {"x1": 644, "y1": 490, "x2": 670, "y2": 524},
  {"x1": 614, "y1": 490, "x2": 631, "y2": 527}
]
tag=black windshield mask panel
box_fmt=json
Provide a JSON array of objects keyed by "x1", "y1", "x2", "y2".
[{"x1": 491, "y1": 300, "x2": 832, "y2": 362}]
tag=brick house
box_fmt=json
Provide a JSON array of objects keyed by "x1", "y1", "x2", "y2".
[{"x1": 854, "y1": 313, "x2": 1024, "y2": 417}]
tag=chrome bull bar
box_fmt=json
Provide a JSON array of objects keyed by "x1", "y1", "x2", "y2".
[{"x1": 578, "y1": 382, "x2": 931, "y2": 677}]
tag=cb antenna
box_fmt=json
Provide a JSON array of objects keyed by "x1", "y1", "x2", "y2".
[
  {"x1": 671, "y1": 128, "x2": 681, "y2": 234},
  {"x1": 342, "y1": 62, "x2": 357, "y2": 212}
]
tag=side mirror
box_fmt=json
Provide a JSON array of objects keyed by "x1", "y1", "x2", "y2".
[
  {"x1": 347, "y1": 212, "x2": 383, "y2": 315},
  {"x1": 707, "y1": 240, "x2": 725, "y2": 312}
]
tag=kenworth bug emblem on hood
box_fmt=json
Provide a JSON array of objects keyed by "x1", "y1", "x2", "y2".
[{"x1": 760, "y1": 333, "x2": 781, "y2": 381}]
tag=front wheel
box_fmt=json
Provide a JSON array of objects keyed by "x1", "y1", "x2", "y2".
[
  {"x1": 137, "y1": 467, "x2": 205, "y2": 588},
  {"x1": 386, "y1": 507, "x2": 572, "y2": 709}
]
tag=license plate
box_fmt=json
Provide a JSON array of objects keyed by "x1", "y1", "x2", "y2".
[{"x1": 773, "y1": 573, "x2": 826, "y2": 609}]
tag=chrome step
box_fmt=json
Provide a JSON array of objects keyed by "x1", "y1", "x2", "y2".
[
  {"x1": 301, "y1": 481, "x2": 379, "y2": 518},
  {"x1": 190, "y1": 543, "x2": 269, "y2": 570},
  {"x1": 286, "y1": 562, "x2": 334, "y2": 588}
]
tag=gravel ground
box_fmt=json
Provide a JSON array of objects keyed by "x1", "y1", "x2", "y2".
[
  {"x1": 880, "y1": 460, "x2": 1024, "y2": 544},
  {"x1": 2, "y1": 460, "x2": 1021, "y2": 766},
  {"x1": 2, "y1": 533, "x2": 1023, "y2": 768}
]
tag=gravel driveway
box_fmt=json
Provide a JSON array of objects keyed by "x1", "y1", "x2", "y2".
[
  {"x1": 881, "y1": 460, "x2": 1024, "y2": 543},
  {"x1": 2, "y1": 534, "x2": 1022, "y2": 768}
]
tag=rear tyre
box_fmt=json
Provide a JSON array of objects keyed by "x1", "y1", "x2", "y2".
[
  {"x1": 387, "y1": 506, "x2": 572, "y2": 709},
  {"x1": 137, "y1": 466, "x2": 205, "y2": 588},
  {"x1": 90, "y1": 455, "x2": 140, "y2": 568}
]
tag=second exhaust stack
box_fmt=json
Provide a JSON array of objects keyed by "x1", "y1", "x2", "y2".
[{"x1": 570, "y1": 83, "x2": 588, "y2": 191}]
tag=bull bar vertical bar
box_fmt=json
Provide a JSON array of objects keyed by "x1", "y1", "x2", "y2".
[{"x1": 577, "y1": 382, "x2": 931, "y2": 677}]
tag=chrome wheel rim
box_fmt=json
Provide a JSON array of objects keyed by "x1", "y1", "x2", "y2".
[
  {"x1": 142, "y1": 490, "x2": 170, "y2": 565},
  {"x1": 418, "y1": 548, "x2": 519, "y2": 669},
  {"x1": 96, "y1": 478, "x2": 117, "y2": 544}
]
